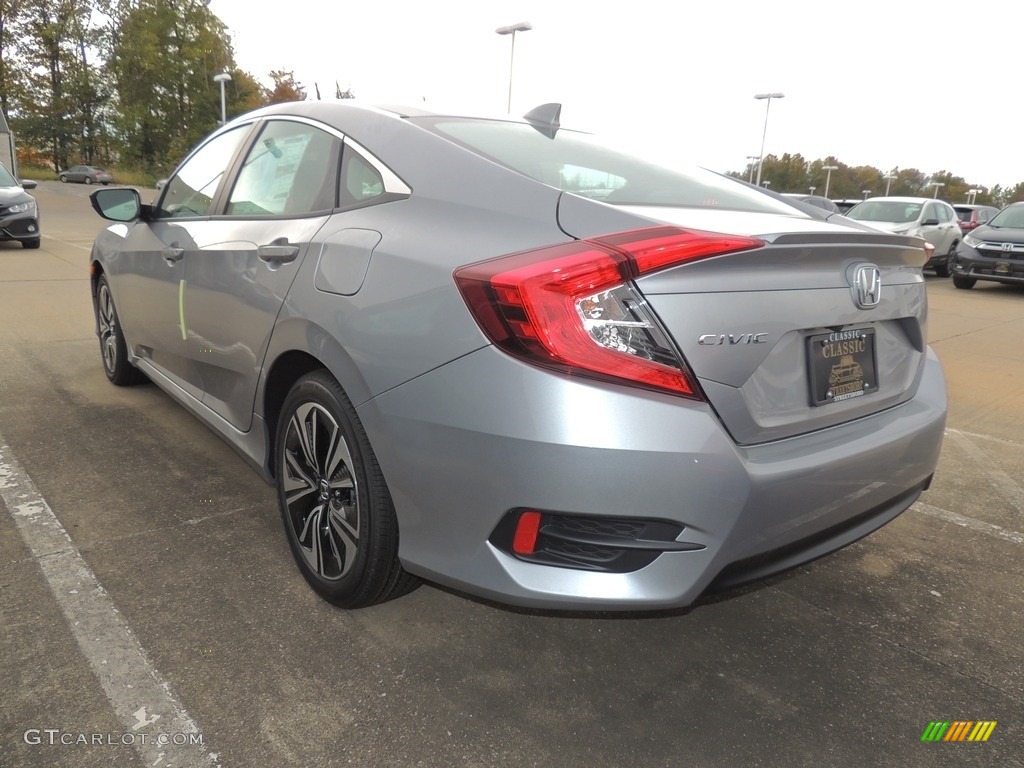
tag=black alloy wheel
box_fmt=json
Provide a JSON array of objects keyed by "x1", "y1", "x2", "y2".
[
  {"x1": 276, "y1": 371, "x2": 418, "y2": 608},
  {"x1": 95, "y1": 275, "x2": 146, "y2": 385}
]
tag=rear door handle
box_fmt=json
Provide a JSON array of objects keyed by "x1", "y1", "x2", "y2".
[{"x1": 258, "y1": 240, "x2": 299, "y2": 264}]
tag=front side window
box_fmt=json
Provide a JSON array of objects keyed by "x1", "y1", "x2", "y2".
[
  {"x1": 228, "y1": 120, "x2": 341, "y2": 216},
  {"x1": 161, "y1": 126, "x2": 249, "y2": 218}
]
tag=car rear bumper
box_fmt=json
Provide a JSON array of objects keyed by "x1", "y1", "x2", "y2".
[{"x1": 359, "y1": 346, "x2": 947, "y2": 611}]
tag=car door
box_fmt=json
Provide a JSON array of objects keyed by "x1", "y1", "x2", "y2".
[
  {"x1": 180, "y1": 118, "x2": 344, "y2": 431},
  {"x1": 113, "y1": 124, "x2": 252, "y2": 399},
  {"x1": 918, "y1": 202, "x2": 949, "y2": 253},
  {"x1": 935, "y1": 203, "x2": 959, "y2": 253}
]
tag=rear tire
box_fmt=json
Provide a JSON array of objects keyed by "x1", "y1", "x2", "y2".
[
  {"x1": 952, "y1": 274, "x2": 976, "y2": 290},
  {"x1": 275, "y1": 370, "x2": 419, "y2": 608},
  {"x1": 95, "y1": 274, "x2": 146, "y2": 385},
  {"x1": 59, "y1": 174, "x2": 68, "y2": 183}
]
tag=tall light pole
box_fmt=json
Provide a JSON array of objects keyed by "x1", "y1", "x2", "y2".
[
  {"x1": 213, "y1": 72, "x2": 232, "y2": 126},
  {"x1": 746, "y1": 155, "x2": 759, "y2": 183},
  {"x1": 821, "y1": 164, "x2": 838, "y2": 199},
  {"x1": 883, "y1": 172, "x2": 897, "y2": 196},
  {"x1": 967, "y1": 188, "x2": 980, "y2": 204},
  {"x1": 496, "y1": 22, "x2": 532, "y2": 113},
  {"x1": 929, "y1": 181, "x2": 945, "y2": 199},
  {"x1": 754, "y1": 92, "x2": 784, "y2": 187},
  {"x1": 861, "y1": 189, "x2": 872, "y2": 200}
]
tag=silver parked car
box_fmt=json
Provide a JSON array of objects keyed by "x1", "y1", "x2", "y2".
[
  {"x1": 59, "y1": 164, "x2": 113, "y2": 185},
  {"x1": 87, "y1": 101, "x2": 946, "y2": 610},
  {"x1": 845, "y1": 196, "x2": 961, "y2": 276}
]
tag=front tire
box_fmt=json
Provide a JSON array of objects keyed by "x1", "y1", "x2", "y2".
[
  {"x1": 934, "y1": 242, "x2": 957, "y2": 278},
  {"x1": 275, "y1": 371, "x2": 419, "y2": 608},
  {"x1": 952, "y1": 274, "x2": 976, "y2": 290},
  {"x1": 95, "y1": 275, "x2": 146, "y2": 385},
  {"x1": 85, "y1": 176, "x2": 94, "y2": 185}
]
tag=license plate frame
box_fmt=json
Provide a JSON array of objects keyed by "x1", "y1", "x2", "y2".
[{"x1": 807, "y1": 328, "x2": 878, "y2": 406}]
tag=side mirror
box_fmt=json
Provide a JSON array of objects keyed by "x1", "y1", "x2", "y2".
[
  {"x1": 20, "y1": 180, "x2": 37, "y2": 190},
  {"x1": 90, "y1": 187, "x2": 142, "y2": 222}
]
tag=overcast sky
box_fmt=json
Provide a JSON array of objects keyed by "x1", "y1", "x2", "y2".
[{"x1": 208, "y1": 0, "x2": 1020, "y2": 191}]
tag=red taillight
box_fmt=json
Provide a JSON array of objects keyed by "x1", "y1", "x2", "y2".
[{"x1": 454, "y1": 226, "x2": 763, "y2": 397}]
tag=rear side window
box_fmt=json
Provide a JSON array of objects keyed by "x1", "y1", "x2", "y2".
[
  {"x1": 416, "y1": 118, "x2": 796, "y2": 214},
  {"x1": 227, "y1": 120, "x2": 341, "y2": 216}
]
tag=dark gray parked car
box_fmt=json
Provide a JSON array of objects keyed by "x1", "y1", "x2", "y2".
[
  {"x1": 0, "y1": 163, "x2": 40, "y2": 249},
  {"x1": 952, "y1": 202, "x2": 1024, "y2": 289},
  {"x1": 87, "y1": 101, "x2": 946, "y2": 610}
]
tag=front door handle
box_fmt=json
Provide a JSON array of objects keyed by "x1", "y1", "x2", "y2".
[{"x1": 258, "y1": 239, "x2": 299, "y2": 264}]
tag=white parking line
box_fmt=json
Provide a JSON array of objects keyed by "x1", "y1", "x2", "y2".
[
  {"x1": 946, "y1": 429, "x2": 1024, "y2": 517},
  {"x1": 914, "y1": 501, "x2": 1024, "y2": 547},
  {"x1": 0, "y1": 434, "x2": 219, "y2": 767}
]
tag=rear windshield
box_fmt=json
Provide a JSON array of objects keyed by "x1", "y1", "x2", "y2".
[
  {"x1": 847, "y1": 200, "x2": 921, "y2": 224},
  {"x1": 414, "y1": 117, "x2": 795, "y2": 214}
]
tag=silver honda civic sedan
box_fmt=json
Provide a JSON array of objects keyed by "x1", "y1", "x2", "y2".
[{"x1": 88, "y1": 101, "x2": 946, "y2": 610}]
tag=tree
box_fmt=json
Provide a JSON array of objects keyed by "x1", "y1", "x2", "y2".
[
  {"x1": 266, "y1": 70, "x2": 305, "y2": 104},
  {"x1": 105, "y1": 0, "x2": 239, "y2": 172}
]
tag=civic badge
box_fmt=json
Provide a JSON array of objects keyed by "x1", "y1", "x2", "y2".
[{"x1": 848, "y1": 264, "x2": 881, "y2": 309}]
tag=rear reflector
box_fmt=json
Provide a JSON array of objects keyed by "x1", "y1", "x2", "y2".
[
  {"x1": 512, "y1": 511, "x2": 543, "y2": 555},
  {"x1": 455, "y1": 226, "x2": 763, "y2": 397}
]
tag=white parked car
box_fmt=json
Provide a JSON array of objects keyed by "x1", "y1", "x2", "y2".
[{"x1": 845, "y1": 197, "x2": 961, "y2": 276}]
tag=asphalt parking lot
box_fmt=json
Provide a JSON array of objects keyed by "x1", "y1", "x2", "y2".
[{"x1": 1, "y1": 182, "x2": 1022, "y2": 767}]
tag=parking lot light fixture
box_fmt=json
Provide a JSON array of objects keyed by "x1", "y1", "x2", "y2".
[
  {"x1": 861, "y1": 189, "x2": 871, "y2": 200},
  {"x1": 809, "y1": 186, "x2": 816, "y2": 196},
  {"x1": 496, "y1": 22, "x2": 532, "y2": 113},
  {"x1": 821, "y1": 164, "x2": 838, "y2": 198},
  {"x1": 930, "y1": 181, "x2": 945, "y2": 199},
  {"x1": 746, "y1": 155, "x2": 759, "y2": 183},
  {"x1": 883, "y1": 173, "x2": 897, "y2": 196},
  {"x1": 753, "y1": 92, "x2": 784, "y2": 187},
  {"x1": 213, "y1": 72, "x2": 232, "y2": 126}
]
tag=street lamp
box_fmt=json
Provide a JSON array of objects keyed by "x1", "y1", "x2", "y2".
[
  {"x1": 821, "y1": 164, "x2": 838, "y2": 198},
  {"x1": 496, "y1": 22, "x2": 532, "y2": 113},
  {"x1": 746, "y1": 155, "x2": 759, "y2": 183},
  {"x1": 809, "y1": 186, "x2": 816, "y2": 196},
  {"x1": 762, "y1": 181, "x2": 771, "y2": 189},
  {"x1": 861, "y1": 189, "x2": 872, "y2": 200},
  {"x1": 213, "y1": 72, "x2": 232, "y2": 126},
  {"x1": 754, "y1": 92, "x2": 784, "y2": 187},
  {"x1": 883, "y1": 172, "x2": 897, "y2": 196},
  {"x1": 967, "y1": 188, "x2": 980, "y2": 204},
  {"x1": 929, "y1": 181, "x2": 945, "y2": 199}
]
